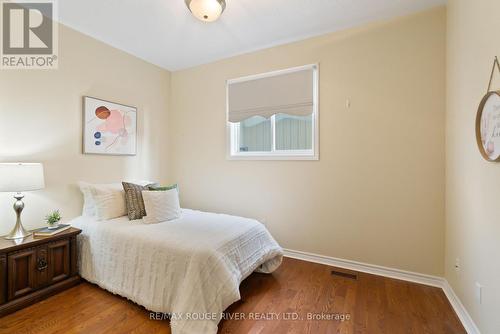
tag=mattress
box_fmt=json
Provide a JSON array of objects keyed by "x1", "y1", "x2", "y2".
[{"x1": 71, "y1": 209, "x2": 283, "y2": 334}]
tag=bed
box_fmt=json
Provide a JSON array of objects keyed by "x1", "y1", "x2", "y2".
[{"x1": 71, "y1": 208, "x2": 283, "y2": 334}]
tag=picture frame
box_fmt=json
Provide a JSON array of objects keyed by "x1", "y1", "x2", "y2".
[
  {"x1": 83, "y1": 96, "x2": 137, "y2": 156},
  {"x1": 476, "y1": 91, "x2": 500, "y2": 162}
]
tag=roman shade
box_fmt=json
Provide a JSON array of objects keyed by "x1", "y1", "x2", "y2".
[{"x1": 228, "y1": 67, "x2": 315, "y2": 123}]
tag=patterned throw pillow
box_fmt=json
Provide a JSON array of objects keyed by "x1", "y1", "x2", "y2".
[{"x1": 122, "y1": 182, "x2": 153, "y2": 220}]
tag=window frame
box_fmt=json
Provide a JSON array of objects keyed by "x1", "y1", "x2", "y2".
[{"x1": 226, "y1": 64, "x2": 319, "y2": 161}]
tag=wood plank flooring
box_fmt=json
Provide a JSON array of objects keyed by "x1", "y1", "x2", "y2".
[{"x1": 0, "y1": 257, "x2": 465, "y2": 334}]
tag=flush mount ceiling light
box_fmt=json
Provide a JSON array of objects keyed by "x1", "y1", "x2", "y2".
[{"x1": 185, "y1": 0, "x2": 226, "y2": 22}]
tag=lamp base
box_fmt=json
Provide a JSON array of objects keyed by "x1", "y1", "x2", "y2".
[
  {"x1": 4, "y1": 225, "x2": 32, "y2": 240},
  {"x1": 4, "y1": 193, "x2": 32, "y2": 240}
]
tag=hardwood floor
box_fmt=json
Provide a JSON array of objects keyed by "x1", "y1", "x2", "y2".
[{"x1": 0, "y1": 257, "x2": 465, "y2": 334}]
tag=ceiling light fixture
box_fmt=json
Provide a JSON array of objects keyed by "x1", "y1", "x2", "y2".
[{"x1": 185, "y1": 0, "x2": 226, "y2": 22}]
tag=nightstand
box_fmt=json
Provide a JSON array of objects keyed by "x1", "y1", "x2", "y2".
[{"x1": 0, "y1": 227, "x2": 81, "y2": 316}]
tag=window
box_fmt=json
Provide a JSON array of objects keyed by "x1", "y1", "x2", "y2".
[{"x1": 227, "y1": 64, "x2": 319, "y2": 160}]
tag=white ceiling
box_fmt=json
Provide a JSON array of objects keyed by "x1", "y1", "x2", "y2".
[{"x1": 58, "y1": 0, "x2": 445, "y2": 71}]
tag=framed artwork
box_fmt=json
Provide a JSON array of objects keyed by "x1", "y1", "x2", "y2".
[
  {"x1": 476, "y1": 57, "x2": 500, "y2": 162},
  {"x1": 476, "y1": 91, "x2": 500, "y2": 161},
  {"x1": 83, "y1": 96, "x2": 137, "y2": 155}
]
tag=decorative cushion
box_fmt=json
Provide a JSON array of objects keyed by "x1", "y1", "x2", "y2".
[
  {"x1": 142, "y1": 189, "x2": 181, "y2": 224},
  {"x1": 122, "y1": 182, "x2": 153, "y2": 220},
  {"x1": 147, "y1": 184, "x2": 178, "y2": 192}
]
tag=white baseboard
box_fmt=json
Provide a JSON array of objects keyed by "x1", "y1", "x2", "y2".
[
  {"x1": 441, "y1": 279, "x2": 481, "y2": 334},
  {"x1": 283, "y1": 248, "x2": 443, "y2": 286},
  {"x1": 283, "y1": 248, "x2": 480, "y2": 334}
]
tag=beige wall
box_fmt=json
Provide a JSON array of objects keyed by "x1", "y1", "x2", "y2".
[
  {"x1": 0, "y1": 25, "x2": 171, "y2": 235},
  {"x1": 0, "y1": 7, "x2": 448, "y2": 280},
  {"x1": 446, "y1": 0, "x2": 500, "y2": 332},
  {"x1": 170, "y1": 8, "x2": 446, "y2": 275}
]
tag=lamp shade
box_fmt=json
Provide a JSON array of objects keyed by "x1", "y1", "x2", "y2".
[{"x1": 0, "y1": 163, "x2": 45, "y2": 192}]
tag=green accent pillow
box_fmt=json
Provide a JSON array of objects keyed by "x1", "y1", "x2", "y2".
[{"x1": 147, "y1": 184, "x2": 179, "y2": 193}]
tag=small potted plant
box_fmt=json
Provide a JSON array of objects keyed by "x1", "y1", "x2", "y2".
[{"x1": 45, "y1": 210, "x2": 62, "y2": 229}]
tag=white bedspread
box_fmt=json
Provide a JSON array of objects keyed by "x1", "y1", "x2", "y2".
[{"x1": 71, "y1": 209, "x2": 283, "y2": 334}]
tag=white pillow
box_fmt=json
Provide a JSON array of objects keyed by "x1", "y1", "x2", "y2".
[
  {"x1": 78, "y1": 181, "x2": 97, "y2": 217},
  {"x1": 94, "y1": 192, "x2": 127, "y2": 220},
  {"x1": 78, "y1": 182, "x2": 125, "y2": 219},
  {"x1": 142, "y1": 189, "x2": 181, "y2": 224}
]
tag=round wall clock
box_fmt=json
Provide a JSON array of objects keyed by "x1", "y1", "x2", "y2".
[{"x1": 476, "y1": 91, "x2": 500, "y2": 161}]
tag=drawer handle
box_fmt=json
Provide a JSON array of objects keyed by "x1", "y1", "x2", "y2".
[{"x1": 37, "y1": 258, "x2": 48, "y2": 271}]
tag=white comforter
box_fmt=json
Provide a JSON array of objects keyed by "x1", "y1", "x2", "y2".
[{"x1": 72, "y1": 209, "x2": 283, "y2": 334}]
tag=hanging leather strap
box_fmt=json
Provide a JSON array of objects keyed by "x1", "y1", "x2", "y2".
[{"x1": 487, "y1": 56, "x2": 500, "y2": 93}]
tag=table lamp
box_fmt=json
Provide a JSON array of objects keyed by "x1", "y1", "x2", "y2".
[{"x1": 0, "y1": 163, "x2": 45, "y2": 239}]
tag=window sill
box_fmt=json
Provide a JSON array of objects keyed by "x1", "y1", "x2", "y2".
[{"x1": 227, "y1": 153, "x2": 319, "y2": 161}]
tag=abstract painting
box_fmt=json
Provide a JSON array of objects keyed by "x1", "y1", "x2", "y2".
[{"x1": 83, "y1": 96, "x2": 137, "y2": 155}]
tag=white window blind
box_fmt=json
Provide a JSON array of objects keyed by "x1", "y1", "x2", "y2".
[{"x1": 228, "y1": 67, "x2": 314, "y2": 123}]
